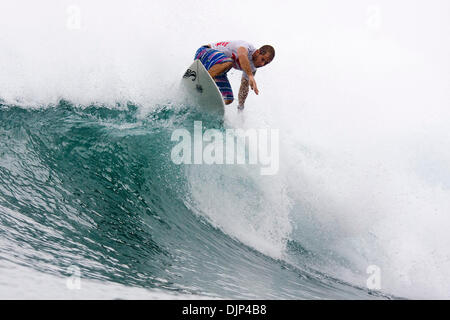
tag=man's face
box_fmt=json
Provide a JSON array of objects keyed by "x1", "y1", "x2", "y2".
[{"x1": 253, "y1": 50, "x2": 273, "y2": 68}]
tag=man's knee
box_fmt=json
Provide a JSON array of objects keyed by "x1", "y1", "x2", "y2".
[
  {"x1": 209, "y1": 61, "x2": 232, "y2": 78},
  {"x1": 222, "y1": 61, "x2": 233, "y2": 71}
]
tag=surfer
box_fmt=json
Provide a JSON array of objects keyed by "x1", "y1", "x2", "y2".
[{"x1": 194, "y1": 41, "x2": 275, "y2": 110}]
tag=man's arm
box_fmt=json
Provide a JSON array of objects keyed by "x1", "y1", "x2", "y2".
[
  {"x1": 237, "y1": 47, "x2": 259, "y2": 95},
  {"x1": 238, "y1": 77, "x2": 249, "y2": 109}
]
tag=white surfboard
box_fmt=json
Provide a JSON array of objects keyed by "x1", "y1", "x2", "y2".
[{"x1": 181, "y1": 59, "x2": 225, "y2": 116}]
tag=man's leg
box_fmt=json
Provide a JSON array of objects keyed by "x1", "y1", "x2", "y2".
[
  {"x1": 208, "y1": 61, "x2": 233, "y2": 79},
  {"x1": 215, "y1": 74, "x2": 234, "y2": 105},
  {"x1": 194, "y1": 46, "x2": 234, "y2": 104},
  {"x1": 195, "y1": 47, "x2": 233, "y2": 79}
]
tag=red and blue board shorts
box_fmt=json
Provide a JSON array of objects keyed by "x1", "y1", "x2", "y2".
[{"x1": 194, "y1": 46, "x2": 234, "y2": 103}]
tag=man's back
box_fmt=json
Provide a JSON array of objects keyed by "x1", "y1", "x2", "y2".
[{"x1": 209, "y1": 40, "x2": 257, "y2": 78}]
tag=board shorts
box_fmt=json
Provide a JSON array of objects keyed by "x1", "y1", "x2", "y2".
[{"x1": 194, "y1": 46, "x2": 234, "y2": 102}]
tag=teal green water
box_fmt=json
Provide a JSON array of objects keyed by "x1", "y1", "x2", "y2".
[{"x1": 0, "y1": 101, "x2": 392, "y2": 299}]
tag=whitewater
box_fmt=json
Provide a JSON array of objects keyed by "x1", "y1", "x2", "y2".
[{"x1": 0, "y1": 0, "x2": 449, "y2": 299}]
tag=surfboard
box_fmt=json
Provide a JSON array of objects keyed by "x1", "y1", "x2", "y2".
[{"x1": 181, "y1": 59, "x2": 225, "y2": 116}]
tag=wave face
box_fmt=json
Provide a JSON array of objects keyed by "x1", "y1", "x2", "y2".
[
  {"x1": 0, "y1": 102, "x2": 387, "y2": 299},
  {"x1": 1, "y1": 1, "x2": 450, "y2": 299}
]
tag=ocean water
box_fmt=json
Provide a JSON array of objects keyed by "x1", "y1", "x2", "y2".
[{"x1": 1, "y1": 0, "x2": 449, "y2": 299}]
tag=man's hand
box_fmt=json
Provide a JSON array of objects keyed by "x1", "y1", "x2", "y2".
[{"x1": 248, "y1": 75, "x2": 259, "y2": 95}]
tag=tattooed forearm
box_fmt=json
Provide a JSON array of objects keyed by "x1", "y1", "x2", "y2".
[{"x1": 238, "y1": 77, "x2": 250, "y2": 106}]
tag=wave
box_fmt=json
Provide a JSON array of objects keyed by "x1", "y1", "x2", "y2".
[{"x1": 0, "y1": 101, "x2": 393, "y2": 299}]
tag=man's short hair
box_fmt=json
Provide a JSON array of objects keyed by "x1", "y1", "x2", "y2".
[{"x1": 259, "y1": 45, "x2": 275, "y2": 61}]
